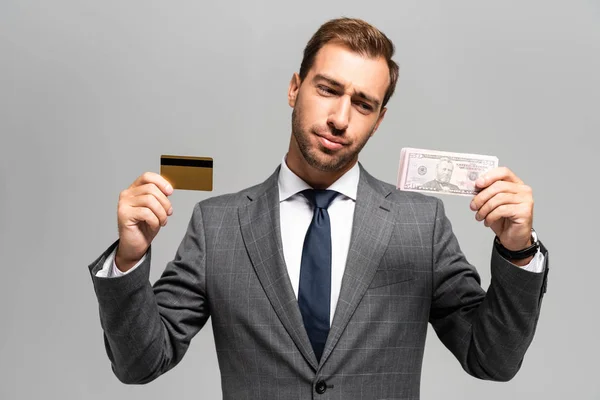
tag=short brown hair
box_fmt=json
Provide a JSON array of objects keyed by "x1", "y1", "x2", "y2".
[{"x1": 299, "y1": 17, "x2": 399, "y2": 109}]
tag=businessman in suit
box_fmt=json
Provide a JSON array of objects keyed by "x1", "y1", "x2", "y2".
[{"x1": 88, "y1": 17, "x2": 549, "y2": 400}]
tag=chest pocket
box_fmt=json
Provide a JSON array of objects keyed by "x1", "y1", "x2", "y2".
[{"x1": 368, "y1": 269, "x2": 415, "y2": 289}]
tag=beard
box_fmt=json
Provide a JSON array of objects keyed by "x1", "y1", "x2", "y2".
[{"x1": 291, "y1": 104, "x2": 373, "y2": 172}]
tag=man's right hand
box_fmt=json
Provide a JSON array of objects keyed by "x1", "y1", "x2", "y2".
[{"x1": 115, "y1": 172, "x2": 174, "y2": 272}]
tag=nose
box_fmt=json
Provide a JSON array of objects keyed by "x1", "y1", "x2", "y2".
[{"x1": 327, "y1": 96, "x2": 351, "y2": 134}]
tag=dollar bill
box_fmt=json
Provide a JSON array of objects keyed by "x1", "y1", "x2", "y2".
[{"x1": 397, "y1": 148, "x2": 498, "y2": 196}]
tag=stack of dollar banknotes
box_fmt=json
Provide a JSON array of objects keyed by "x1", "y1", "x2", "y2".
[{"x1": 397, "y1": 148, "x2": 498, "y2": 196}]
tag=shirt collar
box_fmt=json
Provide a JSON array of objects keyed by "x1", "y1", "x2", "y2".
[{"x1": 278, "y1": 154, "x2": 359, "y2": 202}]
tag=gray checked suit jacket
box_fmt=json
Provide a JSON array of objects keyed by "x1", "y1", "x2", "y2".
[{"x1": 88, "y1": 163, "x2": 549, "y2": 400}]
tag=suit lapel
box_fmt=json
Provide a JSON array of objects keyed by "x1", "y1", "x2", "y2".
[
  {"x1": 238, "y1": 167, "x2": 319, "y2": 370},
  {"x1": 320, "y1": 165, "x2": 395, "y2": 365}
]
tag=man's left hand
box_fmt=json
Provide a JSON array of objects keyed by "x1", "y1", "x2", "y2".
[{"x1": 470, "y1": 167, "x2": 534, "y2": 255}]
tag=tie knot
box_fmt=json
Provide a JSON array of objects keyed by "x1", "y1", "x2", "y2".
[{"x1": 303, "y1": 189, "x2": 338, "y2": 209}]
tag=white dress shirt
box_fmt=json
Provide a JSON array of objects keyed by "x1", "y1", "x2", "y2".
[
  {"x1": 278, "y1": 155, "x2": 357, "y2": 324},
  {"x1": 97, "y1": 155, "x2": 545, "y2": 324}
]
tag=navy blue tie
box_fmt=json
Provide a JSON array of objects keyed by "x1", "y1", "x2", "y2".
[{"x1": 298, "y1": 189, "x2": 338, "y2": 362}]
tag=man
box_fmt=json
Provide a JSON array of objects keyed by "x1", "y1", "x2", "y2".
[
  {"x1": 88, "y1": 17, "x2": 548, "y2": 400},
  {"x1": 422, "y1": 157, "x2": 460, "y2": 191}
]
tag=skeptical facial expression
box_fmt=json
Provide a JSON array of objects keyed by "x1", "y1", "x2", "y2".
[
  {"x1": 436, "y1": 161, "x2": 454, "y2": 183},
  {"x1": 289, "y1": 43, "x2": 390, "y2": 172}
]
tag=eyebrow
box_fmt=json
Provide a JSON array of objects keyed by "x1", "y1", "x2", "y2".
[{"x1": 312, "y1": 73, "x2": 382, "y2": 109}]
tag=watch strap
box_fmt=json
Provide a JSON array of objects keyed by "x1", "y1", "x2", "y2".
[{"x1": 494, "y1": 230, "x2": 540, "y2": 260}]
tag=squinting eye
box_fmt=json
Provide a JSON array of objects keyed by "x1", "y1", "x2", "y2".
[
  {"x1": 317, "y1": 85, "x2": 336, "y2": 95},
  {"x1": 359, "y1": 103, "x2": 373, "y2": 111}
]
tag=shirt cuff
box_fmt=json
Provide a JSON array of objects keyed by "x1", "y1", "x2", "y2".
[
  {"x1": 95, "y1": 247, "x2": 146, "y2": 278},
  {"x1": 515, "y1": 249, "x2": 545, "y2": 273}
]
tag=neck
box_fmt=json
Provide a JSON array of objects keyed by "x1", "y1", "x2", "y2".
[{"x1": 286, "y1": 137, "x2": 357, "y2": 189}]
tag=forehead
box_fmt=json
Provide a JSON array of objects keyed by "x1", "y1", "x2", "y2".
[
  {"x1": 439, "y1": 161, "x2": 453, "y2": 168},
  {"x1": 309, "y1": 42, "x2": 390, "y2": 101}
]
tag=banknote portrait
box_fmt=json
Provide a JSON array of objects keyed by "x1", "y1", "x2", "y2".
[{"x1": 421, "y1": 157, "x2": 460, "y2": 191}]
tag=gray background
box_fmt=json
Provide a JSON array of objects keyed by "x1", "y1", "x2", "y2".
[{"x1": 1, "y1": 0, "x2": 598, "y2": 399}]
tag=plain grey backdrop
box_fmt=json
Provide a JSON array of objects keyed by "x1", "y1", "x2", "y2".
[{"x1": 1, "y1": 0, "x2": 598, "y2": 398}]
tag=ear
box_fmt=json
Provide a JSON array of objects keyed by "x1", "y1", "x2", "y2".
[
  {"x1": 288, "y1": 73, "x2": 302, "y2": 107},
  {"x1": 370, "y1": 107, "x2": 387, "y2": 137}
]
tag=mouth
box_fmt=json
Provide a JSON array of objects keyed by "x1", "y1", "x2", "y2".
[{"x1": 314, "y1": 132, "x2": 347, "y2": 151}]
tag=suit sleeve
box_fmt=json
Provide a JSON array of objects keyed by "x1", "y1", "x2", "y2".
[
  {"x1": 428, "y1": 198, "x2": 549, "y2": 381},
  {"x1": 87, "y1": 202, "x2": 210, "y2": 384}
]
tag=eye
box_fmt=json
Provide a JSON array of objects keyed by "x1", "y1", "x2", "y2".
[
  {"x1": 354, "y1": 101, "x2": 373, "y2": 113},
  {"x1": 358, "y1": 103, "x2": 373, "y2": 111},
  {"x1": 317, "y1": 85, "x2": 336, "y2": 95}
]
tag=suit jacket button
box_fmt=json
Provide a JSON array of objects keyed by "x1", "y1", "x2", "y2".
[{"x1": 315, "y1": 380, "x2": 327, "y2": 394}]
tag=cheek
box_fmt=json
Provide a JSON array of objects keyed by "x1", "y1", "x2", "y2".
[
  {"x1": 303, "y1": 98, "x2": 328, "y2": 120},
  {"x1": 353, "y1": 118, "x2": 378, "y2": 141}
]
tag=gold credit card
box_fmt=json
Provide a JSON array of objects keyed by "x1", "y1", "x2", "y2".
[{"x1": 160, "y1": 155, "x2": 213, "y2": 191}]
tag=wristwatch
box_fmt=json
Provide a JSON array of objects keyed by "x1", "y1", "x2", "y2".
[{"x1": 494, "y1": 229, "x2": 540, "y2": 260}]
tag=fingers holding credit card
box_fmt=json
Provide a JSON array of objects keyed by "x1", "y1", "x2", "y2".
[
  {"x1": 113, "y1": 155, "x2": 212, "y2": 272},
  {"x1": 115, "y1": 171, "x2": 175, "y2": 272}
]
